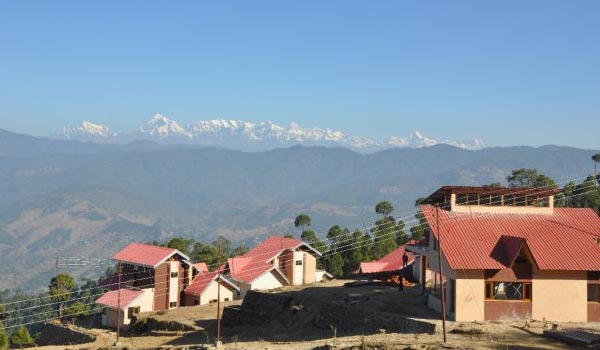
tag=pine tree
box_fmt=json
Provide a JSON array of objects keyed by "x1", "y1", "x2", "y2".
[
  {"x1": 11, "y1": 326, "x2": 33, "y2": 349},
  {"x1": 0, "y1": 322, "x2": 8, "y2": 350}
]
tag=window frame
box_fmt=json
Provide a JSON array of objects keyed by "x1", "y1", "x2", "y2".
[{"x1": 484, "y1": 281, "x2": 532, "y2": 301}]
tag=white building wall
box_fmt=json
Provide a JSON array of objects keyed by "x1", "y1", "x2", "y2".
[{"x1": 251, "y1": 270, "x2": 285, "y2": 291}]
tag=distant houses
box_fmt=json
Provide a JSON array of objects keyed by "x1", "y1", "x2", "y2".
[
  {"x1": 96, "y1": 235, "x2": 328, "y2": 328},
  {"x1": 223, "y1": 236, "x2": 323, "y2": 297},
  {"x1": 407, "y1": 186, "x2": 600, "y2": 322}
]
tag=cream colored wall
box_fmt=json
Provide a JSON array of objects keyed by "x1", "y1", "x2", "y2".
[
  {"x1": 251, "y1": 270, "x2": 285, "y2": 291},
  {"x1": 532, "y1": 270, "x2": 587, "y2": 322},
  {"x1": 454, "y1": 270, "x2": 485, "y2": 322},
  {"x1": 136, "y1": 288, "x2": 155, "y2": 314},
  {"x1": 304, "y1": 253, "x2": 316, "y2": 284},
  {"x1": 425, "y1": 243, "x2": 456, "y2": 280},
  {"x1": 199, "y1": 280, "x2": 235, "y2": 305},
  {"x1": 292, "y1": 251, "x2": 304, "y2": 285},
  {"x1": 450, "y1": 194, "x2": 554, "y2": 215},
  {"x1": 169, "y1": 261, "x2": 179, "y2": 307}
]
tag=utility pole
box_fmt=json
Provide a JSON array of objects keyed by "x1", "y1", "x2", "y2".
[
  {"x1": 55, "y1": 257, "x2": 60, "y2": 320},
  {"x1": 116, "y1": 262, "x2": 122, "y2": 344},
  {"x1": 436, "y1": 204, "x2": 447, "y2": 343},
  {"x1": 216, "y1": 243, "x2": 222, "y2": 347}
]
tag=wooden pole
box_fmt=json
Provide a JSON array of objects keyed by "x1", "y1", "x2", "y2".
[
  {"x1": 55, "y1": 257, "x2": 60, "y2": 320},
  {"x1": 216, "y1": 244, "x2": 222, "y2": 345},
  {"x1": 436, "y1": 204, "x2": 447, "y2": 343},
  {"x1": 116, "y1": 262, "x2": 122, "y2": 344}
]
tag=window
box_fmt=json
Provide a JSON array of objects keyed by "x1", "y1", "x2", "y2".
[
  {"x1": 588, "y1": 284, "x2": 600, "y2": 302},
  {"x1": 480, "y1": 194, "x2": 491, "y2": 206},
  {"x1": 209, "y1": 299, "x2": 217, "y2": 304},
  {"x1": 485, "y1": 282, "x2": 531, "y2": 301},
  {"x1": 491, "y1": 195, "x2": 502, "y2": 206},
  {"x1": 224, "y1": 297, "x2": 230, "y2": 301},
  {"x1": 281, "y1": 261, "x2": 287, "y2": 269},
  {"x1": 194, "y1": 300, "x2": 199, "y2": 306},
  {"x1": 170, "y1": 271, "x2": 179, "y2": 278},
  {"x1": 169, "y1": 302, "x2": 177, "y2": 308},
  {"x1": 295, "y1": 260, "x2": 303, "y2": 266},
  {"x1": 128, "y1": 306, "x2": 140, "y2": 318},
  {"x1": 456, "y1": 194, "x2": 467, "y2": 205}
]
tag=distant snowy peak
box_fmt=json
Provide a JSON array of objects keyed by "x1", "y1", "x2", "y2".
[
  {"x1": 56, "y1": 120, "x2": 117, "y2": 140},
  {"x1": 138, "y1": 114, "x2": 189, "y2": 138},
  {"x1": 53, "y1": 114, "x2": 486, "y2": 151}
]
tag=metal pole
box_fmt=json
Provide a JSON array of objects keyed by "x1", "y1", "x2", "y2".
[
  {"x1": 436, "y1": 205, "x2": 447, "y2": 343},
  {"x1": 216, "y1": 244, "x2": 222, "y2": 346},
  {"x1": 116, "y1": 262, "x2": 122, "y2": 344}
]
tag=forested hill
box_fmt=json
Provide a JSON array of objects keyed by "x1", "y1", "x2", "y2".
[{"x1": 0, "y1": 128, "x2": 598, "y2": 289}]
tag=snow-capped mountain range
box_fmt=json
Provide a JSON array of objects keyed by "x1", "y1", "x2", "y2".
[{"x1": 54, "y1": 114, "x2": 486, "y2": 151}]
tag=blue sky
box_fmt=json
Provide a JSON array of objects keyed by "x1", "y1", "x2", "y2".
[{"x1": 0, "y1": 1, "x2": 599, "y2": 148}]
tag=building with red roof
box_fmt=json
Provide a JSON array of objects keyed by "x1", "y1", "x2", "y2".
[
  {"x1": 96, "y1": 242, "x2": 201, "y2": 328},
  {"x1": 96, "y1": 288, "x2": 154, "y2": 329},
  {"x1": 407, "y1": 186, "x2": 600, "y2": 322},
  {"x1": 183, "y1": 271, "x2": 240, "y2": 306},
  {"x1": 223, "y1": 236, "x2": 323, "y2": 297},
  {"x1": 358, "y1": 242, "x2": 415, "y2": 275}
]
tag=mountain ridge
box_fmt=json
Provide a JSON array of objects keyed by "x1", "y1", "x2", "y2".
[
  {"x1": 51, "y1": 114, "x2": 486, "y2": 151},
  {"x1": 0, "y1": 128, "x2": 598, "y2": 290}
]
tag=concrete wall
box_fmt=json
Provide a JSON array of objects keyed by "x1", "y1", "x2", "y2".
[
  {"x1": 484, "y1": 300, "x2": 531, "y2": 320},
  {"x1": 532, "y1": 270, "x2": 587, "y2": 322},
  {"x1": 455, "y1": 270, "x2": 485, "y2": 321}
]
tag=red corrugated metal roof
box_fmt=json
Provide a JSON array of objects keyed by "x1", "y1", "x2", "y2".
[
  {"x1": 184, "y1": 272, "x2": 218, "y2": 296},
  {"x1": 184, "y1": 272, "x2": 239, "y2": 296},
  {"x1": 96, "y1": 289, "x2": 143, "y2": 309},
  {"x1": 113, "y1": 243, "x2": 188, "y2": 268},
  {"x1": 359, "y1": 244, "x2": 415, "y2": 273},
  {"x1": 421, "y1": 205, "x2": 600, "y2": 271},
  {"x1": 225, "y1": 236, "x2": 316, "y2": 283}
]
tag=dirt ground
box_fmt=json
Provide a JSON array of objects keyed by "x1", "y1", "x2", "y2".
[{"x1": 33, "y1": 280, "x2": 600, "y2": 350}]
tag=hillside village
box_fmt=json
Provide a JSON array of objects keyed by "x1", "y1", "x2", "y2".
[{"x1": 2, "y1": 166, "x2": 600, "y2": 349}]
